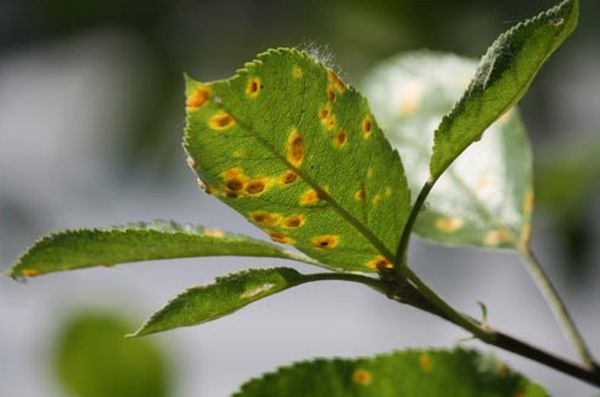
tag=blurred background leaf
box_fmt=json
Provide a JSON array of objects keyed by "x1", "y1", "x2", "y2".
[{"x1": 54, "y1": 311, "x2": 171, "y2": 397}]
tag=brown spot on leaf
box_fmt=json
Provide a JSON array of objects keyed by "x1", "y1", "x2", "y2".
[
  {"x1": 366, "y1": 256, "x2": 393, "y2": 270},
  {"x1": 245, "y1": 77, "x2": 261, "y2": 98},
  {"x1": 354, "y1": 188, "x2": 366, "y2": 201},
  {"x1": 352, "y1": 368, "x2": 372, "y2": 386},
  {"x1": 279, "y1": 171, "x2": 298, "y2": 186},
  {"x1": 287, "y1": 129, "x2": 305, "y2": 167},
  {"x1": 327, "y1": 69, "x2": 346, "y2": 93},
  {"x1": 186, "y1": 86, "x2": 210, "y2": 110},
  {"x1": 250, "y1": 211, "x2": 281, "y2": 226},
  {"x1": 362, "y1": 115, "x2": 372, "y2": 140},
  {"x1": 266, "y1": 230, "x2": 294, "y2": 244},
  {"x1": 245, "y1": 179, "x2": 267, "y2": 195},
  {"x1": 283, "y1": 215, "x2": 305, "y2": 228}
]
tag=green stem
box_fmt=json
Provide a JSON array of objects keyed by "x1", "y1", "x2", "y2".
[
  {"x1": 403, "y1": 266, "x2": 495, "y2": 342},
  {"x1": 518, "y1": 245, "x2": 597, "y2": 370},
  {"x1": 394, "y1": 179, "x2": 434, "y2": 273}
]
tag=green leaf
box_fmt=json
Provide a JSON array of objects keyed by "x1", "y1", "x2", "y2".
[
  {"x1": 234, "y1": 348, "x2": 547, "y2": 397},
  {"x1": 362, "y1": 52, "x2": 533, "y2": 249},
  {"x1": 430, "y1": 0, "x2": 578, "y2": 179},
  {"x1": 55, "y1": 312, "x2": 170, "y2": 397},
  {"x1": 133, "y1": 267, "x2": 311, "y2": 336},
  {"x1": 184, "y1": 48, "x2": 411, "y2": 273},
  {"x1": 9, "y1": 220, "x2": 310, "y2": 278}
]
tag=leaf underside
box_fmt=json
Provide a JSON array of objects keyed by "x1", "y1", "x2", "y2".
[
  {"x1": 133, "y1": 267, "x2": 308, "y2": 336},
  {"x1": 430, "y1": 0, "x2": 578, "y2": 179},
  {"x1": 363, "y1": 52, "x2": 533, "y2": 249},
  {"x1": 9, "y1": 220, "x2": 304, "y2": 277},
  {"x1": 234, "y1": 348, "x2": 547, "y2": 397},
  {"x1": 184, "y1": 48, "x2": 411, "y2": 273}
]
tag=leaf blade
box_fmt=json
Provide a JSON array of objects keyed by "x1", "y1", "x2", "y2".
[
  {"x1": 234, "y1": 348, "x2": 547, "y2": 397},
  {"x1": 430, "y1": 0, "x2": 578, "y2": 179},
  {"x1": 362, "y1": 52, "x2": 533, "y2": 249},
  {"x1": 132, "y1": 267, "x2": 307, "y2": 336},
  {"x1": 184, "y1": 48, "x2": 411, "y2": 272},
  {"x1": 9, "y1": 220, "x2": 308, "y2": 277}
]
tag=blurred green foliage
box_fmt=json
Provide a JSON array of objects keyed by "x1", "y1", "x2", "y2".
[{"x1": 54, "y1": 312, "x2": 170, "y2": 397}]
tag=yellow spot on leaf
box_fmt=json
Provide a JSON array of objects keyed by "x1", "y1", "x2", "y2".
[
  {"x1": 232, "y1": 149, "x2": 244, "y2": 158},
  {"x1": 266, "y1": 230, "x2": 294, "y2": 245},
  {"x1": 484, "y1": 229, "x2": 512, "y2": 246},
  {"x1": 419, "y1": 353, "x2": 433, "y2": 373},
  {"x1": 435, "y1": 217, "x2": 465, "y2": 233},
  {"x1": 287, "y1": 129, "x2": 305, "y2": 167},
  {"x1": 283, "y1": 215, "x2": 305, "y2": 228},
  {"x1": 366, "y1": 256, "x2": 393, "y2": 270},
  {"x1": 327, "y1": 69, "x2": 346, "y2": 93},
  {"x1": 209, "y1": 111, "x2": 236, "y2": 130},
  {"x1": 279, "y1": 171, "x2": 298, "y2": 186},
  {"x1": 372, "y1": 194, "x2": 381, "y2": 205},
  {"x1": 245, "y1": 77, "x2": 261, "y2": 98},
  {"x1": 312, "y1": 235, "x2": 339, "y2": 250},
  {"x1": 385, "y1": 187, "x2": 392, "y2": 197},
  {"x1": 367, "y1": 167, "x2": 373, "y2": 178},
  {"x1": 362, "y1": 115, "x2": 372, "y2": 140},
  {"x1": 352, "y1": 368, "x2": 372, "y2": 386},
  {"x1": 399, "y1": 84, "x2": 422, "y2": 117},
  {"x1": 354, "y1": 188, "x2": 366, "y2": 201},
  {"x1": 241, "y1": 283, "x2": 275, "y2": 299},
  {"x1": 300, "y1": 189, "x2": 320, "y2": 206},
  {"x1": 245, "y1": 178, "x2": 269, "y2": 195},
  {"x1": 204, "y1": 228, "x2": 224, "y2": 238},
  {"x1": 21, "y1": 268, "x2": 42, "y2": 277},
  {"x1": 186, "y1": 86, "x2": 210, "y2": 110},
  {"x1": 250, "y1": 211, "x2": 281, "y2": 227},
  {"x1": 292, "y1": 66, "x2": 303, "y2": 78},
  {"x1": 334, "y1": 129, "x2": 347, "y2": 147}
]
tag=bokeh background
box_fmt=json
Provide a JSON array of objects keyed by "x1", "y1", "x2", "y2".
[{"x1": 1, "y1": 0, "x2": 599, "y2": 395}]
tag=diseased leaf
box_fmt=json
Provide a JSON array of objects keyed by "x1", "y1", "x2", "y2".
[
  {"x1": 184, "y1": 48, "x2": 411, "y2": 273},
  {"x1": 234, "y1": 348, "x2": 547, "y2": 397},
  {"x1": 9, "y1": 220, "x2": 311, "y2": 278},
  {"x1": 133, "y1": 267, "x2": 310, "y2": 336},
  {"x1": 430, "y1": 0, "x2": 578, "y2": 179},
  {"x1": 363, "y1": 52, "x2": 533, "y2": 249}
]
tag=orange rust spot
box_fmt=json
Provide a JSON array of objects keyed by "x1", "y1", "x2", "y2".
[
  {"x1": 186, "y1": 86, "x2": 210, "y2": 110},
  {"x1": 300, "y1": 189, "x2": 320, "y2": 205},
  {"x1": 354, "y1": 188, "x2": 366, "y2": 201},
  {"x1": 209, "y1": 112, "x2": 236, "y2": 130},
  {"x1": 283, "y1": 215, "x2": 305, "y2": 228},
  {"x1": 245, "y1": 77, "x2": 261, "y2": 98},
  {"x1": 326, "y1": 85, "x2": 335, "y2": 103},
  {"x1": 319, "y1": 107, "x2": 330, "y2": 122},
  {"x1": 327, "y1": 69, "x2": 346, "y2": 93},
  {"x1": 245, "y1": 178, "x2": 267, "y2": 195},
  {"x1": 250, "y1": 211, "x2": 281, "y2": 226},
  {"x1": 435, "y1": 217, "x2": 464, "y2": 233},
  {"x1": 362, "y1": 115, "x2": 372, "y2": 140},
  {"x1": 204, "y1": 228, "x2": 224, "y2": 238},
  {"x1": 292, "y1": 66, "x2": 303, "y2": 78},
  {"x1": 312, "y1": 235, "x2": 339, "y2": 250},
  {"x1": 352, "y1": 368, "x2": 372, "y2": 386},
  {"x1": 287, "y1": 129, "x2": 305, "y2": 167},
  {"x1": 222, "y1": 168, "x2": 243, "y2": 179},
  {"x1": 366, "y1": 255, "x2": 393, "y2": 270},
  {"x1": 21, "y1": 268, "x2": 42, "y2": 277},
  {"x1": 419, "y1": 353, "x2": 433, "y2": 373},
  {"x1": 484, "y1": 229, "x2": 512, "y2": 246},
  {"x1": 279, "y1": 171, "x2": 298, "y2": 186},
  {"x1": 334, "y1": 130, "x2": 347, "y2": 147},
  {"x1": 266, "y1": 230, "x2": 294, "y2": 245},
  {"x1": 326, "y1": 114, "x2": 336, "y2": 130}
]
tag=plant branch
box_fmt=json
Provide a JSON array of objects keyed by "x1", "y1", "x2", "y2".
[
  {"x1": 394, "y1": 179, "x2": 434, "y2": 273},
  {"x1": 375, "y1": 277, "x2": 600, "y2": 388},
  {"x1": 518, "y1": 245, "x2": 597, "y2": 370}
]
